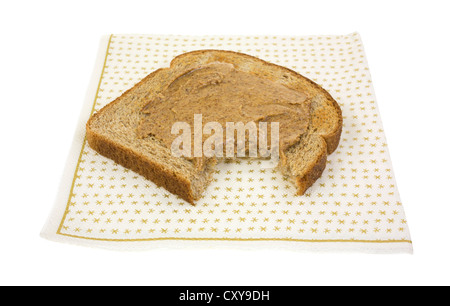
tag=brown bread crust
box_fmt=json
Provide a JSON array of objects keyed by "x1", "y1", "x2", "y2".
[
  {"x1": 86, "y1": 129, "x2": 196, "y2": 204},
  {"x1": 294, "y1": 138, "x2": 328, "y2": 195}
]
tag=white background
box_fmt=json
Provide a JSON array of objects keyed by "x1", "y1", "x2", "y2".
[{"x1": 1, "y1": 0, "x2": 449, "y2": 286}]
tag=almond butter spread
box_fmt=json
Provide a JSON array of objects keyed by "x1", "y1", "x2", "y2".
[{"x1": 137, "y1": 62, "x2": 311, "y2": 154}]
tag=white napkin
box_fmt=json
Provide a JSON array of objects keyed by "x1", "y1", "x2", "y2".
[{"x1": 41, "y1": 33, "x2": 413, "y2": 253}]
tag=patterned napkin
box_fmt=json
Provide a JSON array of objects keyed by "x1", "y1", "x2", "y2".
[{"x1": 41, "y1": 33, "x2": 412, "y2": 253}]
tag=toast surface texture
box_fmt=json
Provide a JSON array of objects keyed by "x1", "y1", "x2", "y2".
[{"x1": 86, "y1": 50, "x2": 342, "y2": 204}]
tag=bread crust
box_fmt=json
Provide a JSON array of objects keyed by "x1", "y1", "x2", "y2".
[
  {"x1": 86, "y1": 126, "x2": 196, "y2": 204},
  {"x1": 86, "y1": 49, "x2": 342, "y2": 204},
  {"x1": 294, "y1": 138, "x2": 328, "y2": 194}
]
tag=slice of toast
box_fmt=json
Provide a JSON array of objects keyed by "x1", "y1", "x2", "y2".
[{"x1": 86, "y1": 50, "x2": 342, "y2": 204}]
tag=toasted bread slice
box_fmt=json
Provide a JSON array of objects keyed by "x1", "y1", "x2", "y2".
[{"x1": 86, "y1": 50, "x2": 342, "y2": 204}]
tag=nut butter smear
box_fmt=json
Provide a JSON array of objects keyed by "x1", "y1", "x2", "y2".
[{"x1": 137, "y1": 62, "x2": 311, "y2": 155}]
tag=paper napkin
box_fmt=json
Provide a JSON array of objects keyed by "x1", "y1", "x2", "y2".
[{"x1": 41, "y1": 33, "x2": 412, "y2": 253}]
